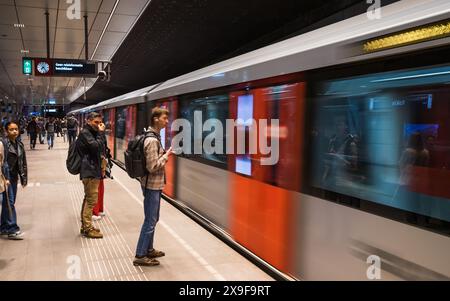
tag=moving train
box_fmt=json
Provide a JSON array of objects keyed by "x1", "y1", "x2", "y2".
[{"x1": 70, "y1": 0, "x2": 450, "y2": 280}]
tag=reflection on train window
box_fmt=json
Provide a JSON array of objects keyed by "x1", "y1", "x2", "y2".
[
  {"x1": 115, "y1": 106, "x2": 136, "y2": 163},
  {"x1": 180, "y1": 94, "x2": 229, "y2": 164},
  {"x1": 103, "y1": 109, "x2": 115, "y2": 159},
  {"x1": 160, "y1": 100, "x2": 177, "y2": 151},
  {"x1": 309, "y1": 65, "x2": 450, "y2": 224}
]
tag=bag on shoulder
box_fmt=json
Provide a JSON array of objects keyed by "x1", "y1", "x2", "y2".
[
  {"x1": 124, "y1": 131, "x2": 159, "y2": 179},
  {"x1": 66, "y1": 138, "x2": 82, "y2": 175}
]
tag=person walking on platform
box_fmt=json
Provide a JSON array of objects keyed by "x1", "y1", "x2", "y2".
[
  {"x1": 0, "y1": 122, "x2": 27, "y2": 240},
  {"x1": 45, "y1": 118, "x2": 56, "y2": 149},
  {"x1": 67, "y1": 114, "x2": 79, "y2": 146},
  {"x1": 26, "y1": 116, "x2": 38, "y2": 150},
  {"x1": 78, "y1": 112, "x2": 106, "y2": 239},
  {"x1": 37, "y1": 117, "x2": 45, "y2": 144},
  {"x1": 55, "y1": 118, "x2": 62, "y2": 137},
  {"x1": 61, "y1": 118, "x2": 67, "y2": 143},
  {"x1": 133, "y1": 107, "x2": 173, "y2": 267}
]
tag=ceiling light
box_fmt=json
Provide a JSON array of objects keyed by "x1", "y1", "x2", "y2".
[
  {"x1": 13, "y1": 24, "x2": 25, "y2": 28},
  {"x1": 21, "y1": 49, "x2": 29, "y2": 53}
]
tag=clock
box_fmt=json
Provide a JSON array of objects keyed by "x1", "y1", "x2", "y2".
[{"x1": 37, "y1": 61, "x2": 50, "y2": 74}]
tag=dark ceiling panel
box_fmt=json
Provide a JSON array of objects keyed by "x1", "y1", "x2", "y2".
[{"x1": 72, "y1": 0, "x2": 399, "y2": 107}]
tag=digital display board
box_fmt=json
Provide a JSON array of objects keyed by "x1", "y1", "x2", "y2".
[
  {"x1": 53, "y1": 59, "x2": 97, "y2": 76},
  {"x1": 27, "y1": 57, "x2": 97, "y2": 77}
]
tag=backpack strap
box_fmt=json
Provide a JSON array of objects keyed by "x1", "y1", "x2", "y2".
[{"x1": 142, "y1": 131, "x2": 164, "y2": 188}]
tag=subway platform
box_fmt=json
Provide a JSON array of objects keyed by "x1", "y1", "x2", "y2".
[{"x1": 0, "y1": 135, "x2": 273, "y2": 281}]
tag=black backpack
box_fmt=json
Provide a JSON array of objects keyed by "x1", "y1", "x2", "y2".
[
  {"x1": 124, "y1": 131, "x2": 160, "y2": 179},
  {"x1": 66, "y1": 138, "x2": 82, "y2": 175}
]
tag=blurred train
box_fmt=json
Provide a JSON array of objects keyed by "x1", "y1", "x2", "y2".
[{"x1": 70, "y1": 0, "x2": 450, "y2": 280}]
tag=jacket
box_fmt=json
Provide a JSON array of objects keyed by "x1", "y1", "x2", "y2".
[
  {"x1": 78, "y1": 124, "x2": 104, "y2": 180},
  {"x1": 45, "y1": 122, "x2": 56, "y2": 133},
  {"x1": 140, "y1": 127, "x2": 169, "y2": 190},
  {"x1": 27, "y1": 120, "x2": 38, "y2": 133},
  {"x1": 3, "y1": 138, "x2": 27, "y2": 186}
]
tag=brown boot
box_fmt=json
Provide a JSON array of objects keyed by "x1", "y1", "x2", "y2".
[
  {"x1": 82, "y1": 228, "x2": 103, "y2": 239},
  {"x1": 80, "y1": 227, "x2": 101, "y2": 235},
  {"x1": 133, "y1": 257, "x2": 160, "y2": 266},
  {"x1": 147, "y1": 249, "x2": 165, "y2": 259}
]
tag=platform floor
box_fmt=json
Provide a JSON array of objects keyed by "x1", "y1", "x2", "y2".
[{"x1": 0, "y1": 135, "x2": 273, "y2": 281}]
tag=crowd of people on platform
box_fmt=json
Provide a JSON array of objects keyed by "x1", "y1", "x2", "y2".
[
  {"x1": 0, "y1": 114, "x2": 80, "y2": 240},
  {"x1": 0, "y1": 109, "x2": 173, "y2": 267}
]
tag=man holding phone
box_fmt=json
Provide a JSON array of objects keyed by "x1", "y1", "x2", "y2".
[
  {"x1": 77, "y1": 112, "x2": 106, "y2": 239},
  {"x1": 133, "y1": 107, "x2": 174, "y2": 266}
]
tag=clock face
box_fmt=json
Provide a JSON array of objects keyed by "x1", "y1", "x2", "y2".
[{"x1": 37, "y1": 61, "x2": 50, "y2": 74}]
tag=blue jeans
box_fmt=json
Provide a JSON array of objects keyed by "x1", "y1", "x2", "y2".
[
  {"x1": 135, "y1": 188, "x2": 161, "y2": 257},
  {"x1": 0, "y1": 178, "x2": 20, "y2": 234},
  {"x1": 47, "y1": 133, "x2": 54, "y2": 147}
]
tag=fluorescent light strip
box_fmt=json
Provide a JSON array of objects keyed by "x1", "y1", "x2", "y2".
[
  {"x1": 371, "y1": 71, "x2": 450, "y2": 83},
  {"x1": 90, "y1": 0, "x2": 120, "y2": 60}
]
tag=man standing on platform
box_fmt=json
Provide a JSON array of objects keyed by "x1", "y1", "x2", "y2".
[
  {"x1": 133, "y1": 107, "x2": 173, "y2": 267},
  {"x1": 77, "y1": 112, "x2": 106, "y2": 239}
]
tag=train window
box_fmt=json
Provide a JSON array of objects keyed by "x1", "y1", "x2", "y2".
[
  {"x1": 235, "y1": 94, "x2": 254, "y2": 176},
  {"x1": 160, "y1": 100, "x2": 178, "y2": 151},
  {"x1": 136, "y1": 103, "x2": 148, "y2": 135},
  {"x1": 179, "y1": 94, "x2": 229, "y2": 165},
  {"x1": 115, "y1": 105, "x2": 137, "y2": 163},
  {"x1": 307, "y1": 64, "x2": 450, "y2": 227},
  {"x1": 247, "y1": 83, "x2": 304, "y2": 191},
  {"x1": 103, "y1": 109, "x2": 115, "y2": 159}
]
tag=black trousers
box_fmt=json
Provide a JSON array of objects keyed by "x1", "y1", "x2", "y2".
[
  {"x1": 29, "y1": 132, "x2": 37, "y2": 149},
  {"x1": 68, "y1": 130, "x2": 77, "y2": 146}
]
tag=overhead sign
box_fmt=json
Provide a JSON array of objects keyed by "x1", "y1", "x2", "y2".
[
  {"x1": 22, "y1": 58, "x2": 32, "y2": 75},
  {"x1": 53, "y1": 59, "x2": 97, "y2": 76},
  {"x1": 25, "y1": 57, "x2": 98, "y2": 77}
]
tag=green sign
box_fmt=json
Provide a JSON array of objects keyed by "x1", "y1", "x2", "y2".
[{"x1": 23, "y1": 58, "x2": 32, "y2": 75}]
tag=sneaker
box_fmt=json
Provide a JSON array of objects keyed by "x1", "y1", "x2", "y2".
[
  {"x1": 48, "y1": 146, "x2": 50, "y2": 149},
  {"x1": 92, "y1": 215, "x2": 102, "y2": 221},
  {"x1": 0, "y1": 231, "x2": 9, "y2": 236},
  {"x1": 81, "y1": 228, "x2": 103, "y2": 239},
  {"x1": 8, "y1": 231, "x2": 25, "y2": 240},
  {"x1": 147, "y1": 249, "x2": 165, "y2": 259},
  {"x1": 99, "y1": 212, "x2": 106, "y2": 217},
  {"x1": 133, "y1": 256, "x2": 160, "y2": 267}
]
